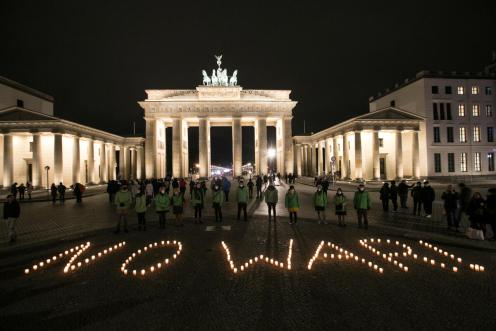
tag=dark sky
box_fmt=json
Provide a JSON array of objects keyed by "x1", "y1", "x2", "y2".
[{"x1": 1, "y1": 1, "x2": 495, "y2": 165}]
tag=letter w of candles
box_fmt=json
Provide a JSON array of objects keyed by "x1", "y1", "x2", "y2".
[{"x1": 221, "y1": 239, "x2": 294, "y2": 273}]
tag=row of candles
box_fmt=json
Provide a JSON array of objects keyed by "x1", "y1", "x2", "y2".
[
  {"x1": 121, "y1": 240, "x2": 182, "y2": 277},
  {"x1": 220, "y1": 239, "x2": 294, "y2": 273},
  {"x1": 418, "y1": 240, "x2": 485, "y2": 272},
  {"x1": 24, "y1": 242, "x2": 89, "y2": 274},
  {"x1": 308, "y1": 241, "x2": 385, "y2": 273}
]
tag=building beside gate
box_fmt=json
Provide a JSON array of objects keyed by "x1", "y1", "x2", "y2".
[{"x1": 0, "y1": 76, "x2": 144, "y2": 188}]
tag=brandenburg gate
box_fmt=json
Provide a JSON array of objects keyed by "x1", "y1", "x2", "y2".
[{"x1": 138, "y1": 56, "x2": 297, "y2": 178}]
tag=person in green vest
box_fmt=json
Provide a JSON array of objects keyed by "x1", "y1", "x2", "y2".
[
  {"x1": 334, "y1": 187, "x2": 347, "y2": 227},
  {"x1": 285, "y1": 185, "x2": 300, "y2": 224},
  {"x1": 155, "y1": 185, "x2": 170, "y2": 229},
  {"x1": 236, "y1": 180, "x2": 249, "y2": 221},
  {"x1": 191, "y1": 182, "x2": 204, "y2": 224},
  {"x1": 135, "y1": 188, "x2": 148, "y2": 230},
  {"x1": 171, "y1": 188, "x2": 185, "y2": 226},
  {"x1": 353, "y1": 183, "x2": 371, "y2": 229},
  {"x1": 212, "y1": 184, "x2": 225, "y2": 222},
  {"x1": 313, "y1": 185, "x2": 328, "y2": 224},
  {"x1": 114, "y1": 184, "x2": 132, "y2": 233},
  {"x1": 264, "y1": 182, "x2": 279, "y2": 222}
]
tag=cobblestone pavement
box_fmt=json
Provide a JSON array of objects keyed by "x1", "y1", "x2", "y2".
[{"x1": 0, "y1": 182, "x2": 495, "y2": 330}]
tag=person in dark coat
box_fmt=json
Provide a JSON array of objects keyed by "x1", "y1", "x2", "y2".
[
  {"x1": 441, "y1": 185, "x2": 459, "y2": 230},
  {"x1": 379, "y1": 183, "x2": 390, "y2": 212},
  {"x1": 421, "y1": 181, "x2": 435, "y2": 218},
  {"x1": 50, "y1": 183, "x2": 58, "y2": 204},
  {"x1": 74, "y1": 183, "x2": 83, "y2": 203},
  {"x1": 457, "y1": 183, "x2": 472, "y2": 226},
  {"x1": 18, "y1": 183, "x2": 26, "y2": 200},
  {"x1": 57, "y1": 182, "x2": 66, "y2": 203},
  {"x1": 256, "y1": 176, "x2": 263, "y2": 199},
  {"x1": 3, "y1": 194, "x2": 20, "y2": 243},
  {"x1": 389, "y1": 180, "x2": 399, "y2": 212},
  {"x1": 10, "y1": 183, "x2": 18, "y2": 199},
  {"x1": 398, "y1": 180, "x2": 414, "y2": 208},
  {"x1": 411, "y1": 182, "x2": 422, "y2": 216},
  {"x1": 485, "y1": 188, "x2": 496, "y2": 240},
  {"x1": 467, "y1": 192, "x2": 486, "y2": 233}
]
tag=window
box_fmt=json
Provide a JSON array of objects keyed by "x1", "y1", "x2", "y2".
[
  {"x1": 457, "y1": 86, "x2": 464, "y2": 95},
  {"x1": 446, "y1": 103, "x2": 452, "y2": 120},
  {"x1": 448, "y1": 153, "x2": 455, "y2": 172},
  {"x1": 472, "y1": 105, "x2": 480, "y2": 116},
  {"x1": 445, "y1": 86, "x2": 452, "y2": 94},
  {"x1": 460, "y1": 153, "x2": 468, "y2": 172},
  {"x1": 433, "y1": 103, "x2": 439, "y2": 120},
  {"x1": 488, "y1": 127, "x2": 494, "y2": 142},
  {"x1": 29, "y1": 141, "x2": 33, "y2": 152},
  {"x1": 433, "y1": 127, "x2": 441, "y2": 143},
  {"x1": 432, "y1": 86, "x2": 439, "y2": 94},
  {"x1": 447, "y1": 127, "x2": 454, "y2": 142},
  {"x1": 459, "y1": 127, "x2": 467, "y2": 142},
  {"x1": 473, "y1": 126, "x2": 481, "y2": 142},
  {"x1": 440, "y1": 103, "x2": 445, "y2": 120},
  {"x1": 379, "y1": 138, "x2": 384, "y2": 147},
  {"x1": 474, "y1": 153, "x2": 481, "y2": 172},
  {"x1": 458, "y1": 104, "x2": 465, "y2": 117},
  {"x1": 489, "y1": 153, "x2": 495, "y2": 172},
  {"x1": 471, "y1": 86, "x2": 479, "y2": 95},
  {"x1": 486, "y1": 105, "x2": 493, "y2": 116},
  {"x1": 16, "y1": 99, "x2": 24, "y2": 107},
  {"x1": 486, "y1": 86, "x2": 492, "y2": 95},
  {"x1": 390, "y1": 100, "x2": 396, "y2": 107},
  {"x1": 434, "y1": 153, "x2": 442, "y2": 172}
]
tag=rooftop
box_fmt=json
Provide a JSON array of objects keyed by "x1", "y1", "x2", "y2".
[{"x1": 0, "y1": 76, "x2": 54, "y2": 102}]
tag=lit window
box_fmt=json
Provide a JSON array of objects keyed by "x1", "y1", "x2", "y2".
[
  {"x1": 472, "y1": 105, "x2": 480, "y2": 117},
  {"x1": 471, "y1": 86, "x2": 479, "y2": 95},
  {"x1": 486, "y1": 105, "x2": 493, "y2": 116},
  {"x1": 473, "y1": 126, "x2": 481, "y2": 142},
  {"x1": 458, "y1": 104, "x2": 465, "y2": 116},
  {"x1": 457, "y1": 86, "x2": 464, "y2": 95},
  {"x1": 489, "y1": 153, "x2": 495, "y2": 171},
  {"x1": 474, "y1": 153, "x2": 481, "y2": 172},
  {"x1": 459, "y1": 127, "x2": 467, "y2": 142},
  {"x1": 460, "y1": 153, "x2": 468, "y2": 172}
]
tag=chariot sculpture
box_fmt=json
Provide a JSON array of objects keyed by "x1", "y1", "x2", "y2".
[{"x1": 202, "y1": 55, "x2": 239, "y2": 86}]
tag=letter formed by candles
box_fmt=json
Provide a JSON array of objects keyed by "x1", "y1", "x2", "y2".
[
  {"x1": 221, "y1": 239, "x2": 293, "y2": 274},
  {"x1": 308, "y1": 241, "x2": 384, "y2": 274},
  {"x1": 121, "y1": 240, "x2": 182, "y2": 277},
  {"x1": 359, "y1": 238, "x2": 410, "y2": 273}
]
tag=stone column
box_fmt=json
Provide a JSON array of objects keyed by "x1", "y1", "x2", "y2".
[
  {"x1": 302, "y1": 145, "x2": 308, "y2": 176},
  {"x1": 199, "y1": 117, "x2": 210, "y2": 178},
  {"x1": 317, "y1": 141, "x2": 324, "y2": 175},
  {"x1": 136, "y1": 146, "x2": 143, "y2": 179},
  {"x1": 172, "y1": 118, "x2": 183, "y2": 178},
  {"x1": 295, "y1": 144, "x2": 302, "y2": 176},
  {"x1": 395, "y1": 130, "x2": 403, "y2": 179},
  {"x1": 310, "y1": 143, "x2": 316, "y2": 177},
  {"x1": 354, "y1": 131, "x2": 363, "y2": 180},
  {"x1": 182, "y1": 121, "x2": 189, "y2": 178},
  {"x1": 53, "y1": 133, "x2": 63, "y2": 184},
  {"x1": 372, "y1": 130, "x2": 380, "y2": 180},
  {"x1": 332, "y1": 136, "x2": 339, "y2": 175},
  {"x1": 32, "y1": 133, "x2": 42, "y2": 187},
  {"x1": 3, "y1": 133, "x2": 13, "y2": 188},
  {"x1": 412, "y1": 130, "x2": 420, "y2": 178},
  {"x1": 125, "y1": 146, "x2": 131, "y2": 179},
  {"x1": 109, "y1": 144, "x2": 116, "y2": 180},
  {"x1": 87, "y1": 139, "x2": 94, "y2": 184},
  {"x1": 283, "y1": 117, "x2": 293, "y2": 175},
  {"x1": 72, "y1": 136, "x2": 80, "y2": 184},
  {"x1": 156, "y1": 120, "x2": 166, "y2": 178},
  {"x1": 145, "y1": 118, "x2": 157, "y2": 179},
  {"x1": 325, "y1": 138, "x2": 332, "y2": 174},
  {"x1": 130, "y1": 147, "x2": 136, "y2": 179},
  {"x1": 100, "y1": 142, "x2": 107, "y2": 183},
  {"x1": 342, "y1": 134, "x2": 350, "y2": 179},
  {"x1": 256, "y1": 118, "x2": 268, "y2": 175},
  {"x1": 276, "y1": 119, "x2": 283, "y2": 173},
  {"x1": 232, "y1": 117, "x2": 242, "y2": 176}
]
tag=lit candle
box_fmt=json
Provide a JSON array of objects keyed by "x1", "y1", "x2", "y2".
[
  {"x1": 24, "y1": 269, "x2": 29, "y2": 274},
  {"x1": 141, "y1": 269, "x2": 145, "y2": 276}
]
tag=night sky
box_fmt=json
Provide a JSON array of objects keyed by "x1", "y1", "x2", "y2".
[{"x1": 1, "y1": 1, "x2": 495, "y2": 166}]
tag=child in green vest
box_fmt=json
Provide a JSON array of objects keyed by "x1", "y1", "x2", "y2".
[
  {"x1": 135, "y1": 188, "x2": 148, "y2": 230},
  {"x1": 285, "y1": 185, "x2": 300, "y2": 224},
  {"x1": 172, "y1": 188, "x2": 185, "y2": 226},
  {"x1": 154, "y1": 186, "x2": 170, "y2": 229},
  {"x1": 212, "y1": 184, "x2": 225, "y2": 222},
  {"x1": 334, "y1": 187, "x2": 347, "y2": 227},
  {"x1": 236, "y1": 180, "x2": 249, "y2": 221},
  {"x1": 191, "y1": 182, "x2": 204, "y2": 224},
  {"x1": 313, "y1": 185, "x2": 328, "y2": 224}
]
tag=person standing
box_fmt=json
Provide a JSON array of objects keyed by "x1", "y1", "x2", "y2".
[
  {"x1": 467, "y1": 192, "x2": 486, "y2": 234},
  {"x1": 192, "y1": 183, "x2": 204, "y2": 224},
  {"x1": 264, "y1": 182, "x2": 278, "y2": 222},
  {"x1": 247, "y1": 178, "x2": 254, "y2": 199},
  {"x1": 398, "y1": 180, "x2": 413, "y2": 208},
  {"x1": 26, "y1": 182, "x2": 33, "y2": 200},
  {"x1": 18, "y1": 183, "x2": 26, "y2": 200},
  {"x1": 114, "y1": 185, "x2": 132, "y2": 233},
  {"x1": 379, "y1": 182, "x2": 390, "y2": 212},
  {"x1": 389, "y1": 180, "x2": 399, "y2": 212},
  {"x1": 421, "y1": 181, "x2": 435, "y2": 218},
  {"x1": 155, "y1": 186, "x2": 170, "y2": 229},
  {"x1": 50, "y1": 183, "x2": 58, "y2": 204},
  {"x1": 485, "y1": 188, "x2": 496, "y2": 240},
  {"x1": 411, "y1": 182, "x2": 422, "y2": 216},
  {"x1": 135, "y1": 189, "x2": 148, "y2": 231},
  {"x1": 334, "y1": 188, "x2": 347, "y2": 227},
  {"x1": 313, "y1": 185, "x2": 328, "y2": 224},
  {"x1": 74, "y1": 183, "x2": 84, "y2": 203},
  {"x1": 145, "y1": 181, "x2": 154, "y2": 205},
  {"x1": 441, "y1": 185, "x2": 459, "y2": 231},
  {"x1": 285, "y1": 185, "x2": 300, "y2": 224},
  {"x1": 212, "y1": 184, "x2": 224, "y2": 222},
  {"x1": 3, "y1": 194, "x2": 20, "y2": 243},
  {"x1": 179, "y1": 178, "x2": 187, "y2": 196},
  {"x1": 236, "y1": 180, "x2": 249, "y2": 221},
  {"x1": 256, "y1": 176, "x2": 263, "y2": 199},
  {"x1": 10, "y1": 183, "x2": 18, "y2": 199},
  {"x1": 171, "y1": 188, "x2": 185, "y2": 227},
  {"x1": 189, "y1": 179, "x2": 195, "y2": 199},
  {"x1": 457, "y1": 183, "x2": 472, "y2": 227},
  {"x1": 222, "y1": 177, "x2": 231, "y2": 202},
  {"x1": 57, "y1": 182, "x2": 66, "y2": 203},
  {"x1": 353, "y1": 183, "x2": 371, "y2": 229}
]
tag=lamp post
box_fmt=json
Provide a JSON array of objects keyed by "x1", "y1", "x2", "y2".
[
  {"x1": 267, "y1": 147, "x2": 276, "y2": 174},
  {"x1": 44, "y1": 165, "x2": 50, "y2": 196}
]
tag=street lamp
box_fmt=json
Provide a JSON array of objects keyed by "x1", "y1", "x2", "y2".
[
  {"x1": 44, "y1": 165, "x2": 50, "y2": 195},
  {"x1": 267, "y1": 148, "x2": 276, "y2": 173}
]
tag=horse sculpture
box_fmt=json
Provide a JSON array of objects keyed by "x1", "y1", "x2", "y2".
[
  {"x1": 202, "y1": 70, "x2": 211, "y2": 85},
  {"x1": 229, "y1": 70, "x2": 238, "y2": 86},
  {"x1": 211, "y1": 70, "x2": 219, "y2": 86}
]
